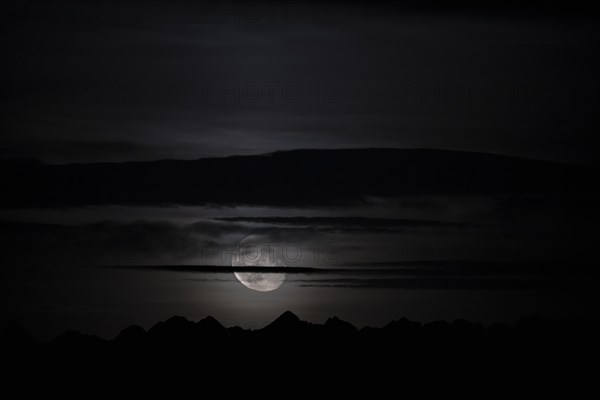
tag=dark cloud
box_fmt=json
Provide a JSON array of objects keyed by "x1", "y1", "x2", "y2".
[
  {"x1": 106, "y1": 259, "x2": 600, "y2": 277},
  {"x1": 341, "y1": 260, "x2": 600, "y2": 275},
  {"x1": 0, "y1": 219, "x2": 228, "y2": 269},
  {"x1": 2, "y1": 1, "x2": 600, "y2": 163},
  {"x1": 214, "y1": 216, "x2": 479, "y2": 232},
  {"x1": 103, "y1": 264, "x2": 322, "y2": 273},
  {"x1": 3, "y1": 149, "x2": 597, "y2": 208},
  {"x1": 0, "y1": 217, "x2": 343, "y2": 270},
  {"x1": 0, "y1": 139, "x2": 169, "y2": 164},
  {"x1": 102, "y1": 260, "x2": 600, "y2": 291},
  {"x1": 294, "y1": 277, "x2": 591, "y2": 290}
]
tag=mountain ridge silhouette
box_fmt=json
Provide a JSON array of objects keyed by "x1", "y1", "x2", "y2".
[
  {"x1": 3, "y1": 311, "x2": 600, "y2": 345},
  {"x1": 3, "y1": 311, "x2": 599, "y2": 385}
]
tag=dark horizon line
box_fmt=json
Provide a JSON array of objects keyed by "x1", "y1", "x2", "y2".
[{"x1": 2, "y1": 146, "x2": 593, "y2": 167}]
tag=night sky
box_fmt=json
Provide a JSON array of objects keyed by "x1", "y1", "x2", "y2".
[{"x1": 2, "y1": 0, "x2": 600, "y2": 340}]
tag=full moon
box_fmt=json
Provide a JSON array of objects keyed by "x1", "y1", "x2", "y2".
[{"x1": 232, "y1": 235, "x2": 286, "y2": 292}]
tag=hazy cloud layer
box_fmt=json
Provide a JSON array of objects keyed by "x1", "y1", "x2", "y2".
[
  {"x1": 3, "y1": 149, "x2": 597, "y2": 209},
  {"x1": 3, "y1": 1, "x2": 600, "y2": 164}
]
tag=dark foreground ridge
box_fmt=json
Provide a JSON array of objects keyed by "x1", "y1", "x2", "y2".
[
  {"x1": 3, "y1": 312, "x2": 599, "y2": 388},
  {"x1": 3, "y1": 312, "x2": 600, "y2": 364}
]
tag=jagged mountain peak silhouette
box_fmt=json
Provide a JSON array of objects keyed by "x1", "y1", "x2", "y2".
[{"x1": 265, "y1": 311, "x2": 302, "y2": 329}]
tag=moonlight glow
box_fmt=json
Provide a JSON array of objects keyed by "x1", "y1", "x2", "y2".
[{"x1": 232, "y1": 235, "x2": 286, "y2": 292}]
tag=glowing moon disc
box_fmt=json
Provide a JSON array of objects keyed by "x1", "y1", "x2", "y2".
[{"x1": 232, "y1": 235, "x2": 286, "y2": 292}]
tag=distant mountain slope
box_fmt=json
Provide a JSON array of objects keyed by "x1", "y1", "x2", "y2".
[
  {"x1": 1, "y1": 148, "x2": 597, "y2": 208},
  {"x1": 2, "y1": 311, "x2": 599, "y2": 346},
  {"x1": 3, "y1": 311, "x2": 597, "y2": 387}
]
